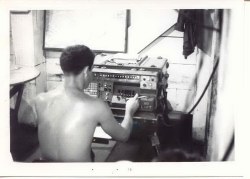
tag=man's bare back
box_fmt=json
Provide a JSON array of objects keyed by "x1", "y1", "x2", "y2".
[
  {"x1": 27, "y1": 86, "x2": 138, "y2": 162},
  {"x1": 35, "y1": 87, "x2": 102, "y2": 162}
]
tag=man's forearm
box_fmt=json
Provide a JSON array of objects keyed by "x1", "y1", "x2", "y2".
[{"x1": 120, "y1": 111, "x2": 133, "y2": 140}]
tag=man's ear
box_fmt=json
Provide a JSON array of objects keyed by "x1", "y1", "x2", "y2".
[{"x1": 82, "y1": 66, "x2": 89, "y2": 77}]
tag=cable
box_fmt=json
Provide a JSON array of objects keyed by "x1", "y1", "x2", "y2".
[
  {"x1": 222, "y1": 133, "x2": 234, "y2": 161},
  {"x1": 188, "y1": 58, "x2": 219, "y2": 114},
  {"x1": 158, "y1": 85, "x2": 175, "y2": 127}
]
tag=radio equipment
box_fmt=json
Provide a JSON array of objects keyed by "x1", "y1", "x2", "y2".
[{"x1": 85, "y1": 54, "x2": 169, "y2": 120}]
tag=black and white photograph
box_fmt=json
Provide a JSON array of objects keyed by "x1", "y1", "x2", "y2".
[
  {"x1": 8, "y1": 8, "x2": 235, "y2": 163},
  {"x1": 0, "y1": 0, "x2": 248, "y2": 177}
]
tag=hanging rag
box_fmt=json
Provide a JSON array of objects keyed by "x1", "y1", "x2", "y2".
[{"x1": 175, "y1": 10, "x2": 198, "y2": 59}]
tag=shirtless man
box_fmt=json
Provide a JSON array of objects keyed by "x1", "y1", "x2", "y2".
[{"x1": 18, "y1": 45, "x2": 139, "y2": 162}]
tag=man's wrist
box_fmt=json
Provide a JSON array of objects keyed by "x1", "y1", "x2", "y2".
[{"x1": 125, "y1": 110, "x2": 133, "y2": 118}]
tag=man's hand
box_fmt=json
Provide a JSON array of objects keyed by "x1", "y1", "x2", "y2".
[
  {"x1": 125, "y1": 93, "x2": 140, "y2": 116},
  {"x1": 99, "y1": 93, "x2": 140, "y2": 142}
]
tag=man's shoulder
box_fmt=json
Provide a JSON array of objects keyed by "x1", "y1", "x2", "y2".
[
  {"x1": 81, "y1": 95, "x2": 111, "y2": 114},
  {"x1": 82, "y1": 94, "x2": 107, "y2": 108},
  {"x1": 35, "y1": 89, "x2": 60, "y2": 104}
]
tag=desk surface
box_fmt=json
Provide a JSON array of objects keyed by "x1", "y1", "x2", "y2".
[
  {"x1": 94, "y1": 126, "x2": 112, "y2": 139},
  {"x1": 10, "y1": 66, "x2": 40, "y2": 86}
]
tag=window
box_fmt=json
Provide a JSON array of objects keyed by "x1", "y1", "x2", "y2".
[{"x1": 44, "y1": 10, "x2": 129, "y2": 53}]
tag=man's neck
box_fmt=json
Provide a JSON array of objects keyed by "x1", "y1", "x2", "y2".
[
  {"x1": 63, "y1": 75, "x2": 89, "y2": 97},
  {"x1": 63, "y1": 82, "x2": 83, "y2": 97}
]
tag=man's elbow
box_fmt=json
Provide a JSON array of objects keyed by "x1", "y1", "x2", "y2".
[
  {"x1": 119, "y1": 136, "x2": 129, "y2": 143},
  {"x1": 119, "y1": 131, "x2": 130, "y2": 142}
]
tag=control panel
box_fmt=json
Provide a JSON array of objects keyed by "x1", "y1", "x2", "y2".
[{"x1": 84, "y1": 55, "x2": 169, "y2": 113}]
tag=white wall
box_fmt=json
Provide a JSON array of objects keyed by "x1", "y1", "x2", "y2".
[
  {"x1": 207, "y1": 9, "x2": 242, "y2": 161},
  {"x1": 127, "y1": 10, "x2": 177, "y2": 54}
]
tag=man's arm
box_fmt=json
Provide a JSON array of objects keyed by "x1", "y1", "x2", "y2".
[{"x1": 98, "y1": 94, "x2": 139, "y2": 142}]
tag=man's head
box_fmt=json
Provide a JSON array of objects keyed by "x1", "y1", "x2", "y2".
[{"x1": 60, "y1": 45, "x2": 95, "y2": 90}]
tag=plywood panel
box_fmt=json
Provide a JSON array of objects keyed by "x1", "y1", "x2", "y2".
[
  {"x1": 11, "y1": 13, "x2": 35, "y2": 66},
  {"x1": 10, "y1": 11, "x2": 45, "y2": 67},
  {"x1": 33, "y1": 11, "x2": 46, "y2": 65}
]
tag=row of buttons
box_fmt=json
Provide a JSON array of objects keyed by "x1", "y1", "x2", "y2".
[
  {"x1": 94, "y1": 73, "x2": 140, "y2": 79},
  {"x1": 117, "y1": 89, "x2": 135, "y2": 97},
  {"x1": 142, "y1": 77, "x2": 155, "y2": 81},
  {"x1": 141, "y1": 105, "x2": 152, "y2": 109}
]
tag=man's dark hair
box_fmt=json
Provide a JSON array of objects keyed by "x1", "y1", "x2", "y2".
[{"x1": 60, "y1": 45, "x2": 95, "y2": 75}]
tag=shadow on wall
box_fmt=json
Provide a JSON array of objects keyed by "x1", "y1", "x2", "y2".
[
  {"x1": 196, "y1": 10, "x2": 214, "y2": 57},
  {"x1": 181, "y1": 9, "x2": 218, "y2": 112},
  {"x1": 180, "y1": 9, "x2": 222, "y2": 159},
  {"x1": 183, "y1": 52, "x2": 206, "y2": 111}
]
